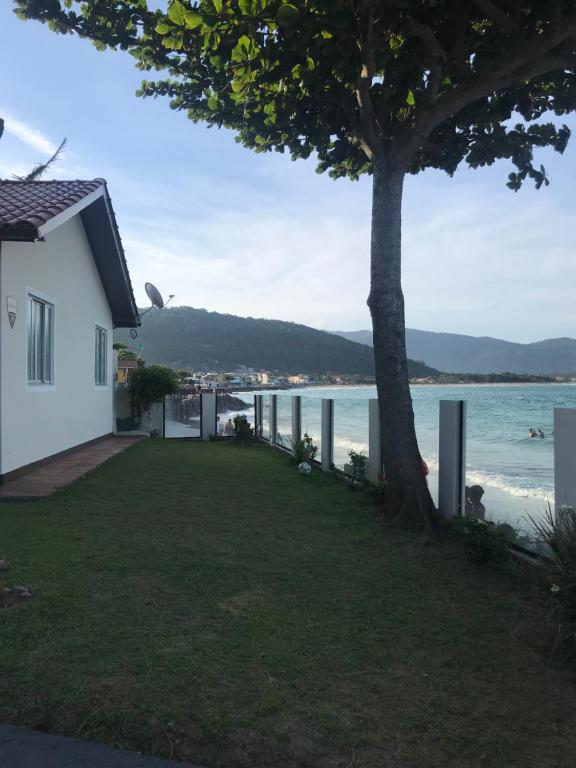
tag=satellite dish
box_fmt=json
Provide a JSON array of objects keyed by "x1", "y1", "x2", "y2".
[{"x1": 145, "y1": 282, "x2": 165, "y2": 309}]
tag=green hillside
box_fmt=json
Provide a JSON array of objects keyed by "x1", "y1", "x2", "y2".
[{"x1": 115, "y1": 306, "x2": 439, "y2": 378}]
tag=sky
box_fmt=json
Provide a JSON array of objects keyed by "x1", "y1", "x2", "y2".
[{"x1": 1, "y1": 4, "x2": 575, "y2": 343}]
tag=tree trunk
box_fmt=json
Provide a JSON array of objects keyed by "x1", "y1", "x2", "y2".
[{"x1": 367, "y1": 151, "x2": 437, "y2": 532}]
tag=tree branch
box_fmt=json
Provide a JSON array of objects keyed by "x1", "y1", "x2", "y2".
[
  {"x1": 471, "y1": 0, "x2": 519, "y2": 35},
  {"x1": 412, "y1": 14, "x2": 576, "y2": 145},
  {"x1": 352, "y1": 1, "x2": 382, "y2": 159}
]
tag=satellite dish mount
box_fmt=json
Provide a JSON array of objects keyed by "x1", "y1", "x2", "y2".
[{"x1": 129, "y1": 283, "x2": 174, "y2": 338}]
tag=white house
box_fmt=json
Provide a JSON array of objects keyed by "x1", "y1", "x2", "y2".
[{"x1": 0, "y1": 179, "x2": 139, "y2": 480}]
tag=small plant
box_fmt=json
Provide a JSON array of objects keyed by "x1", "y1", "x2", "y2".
[
  {"x1": 348, "y1": 450, "x2": 367, "y2": 485},
  {"x1": 530, "y1": 505, "x2": 576, "y2": 658},
  {"x1": 452, "y1": 517, "x2": 510, "y2": 565},
  {"x1": 290, "y1": 433, "x2": 318, "y2": 464}
]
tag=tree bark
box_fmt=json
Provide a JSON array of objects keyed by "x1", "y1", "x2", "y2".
[{"x1": 368, "y1": 151, "x2": 437, "y2": 532}]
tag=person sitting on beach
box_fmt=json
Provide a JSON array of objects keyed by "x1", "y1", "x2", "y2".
[
  {"x1": 538, "y1": 429, "x2": 545, "y2": 439},
  {"x1": 465, "y1": 484, "x2": 486, "y2": 521}
]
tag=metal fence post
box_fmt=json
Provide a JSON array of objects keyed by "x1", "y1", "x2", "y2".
[
  {"x1": 367, "y1": 399, "x2": 382, "y2": 483},
  {"x1": 438, "y1": 400, "x2": 466, "y2": 517},
  {"x1": 321, "y1": 398, "x2": 334, "y2": 471},
  {"x1": 291, "y1": 396, "x2": 302, "y2": 449},
  {"x1": 269, "y1": 394, "x2": 278, "y2": 445}
]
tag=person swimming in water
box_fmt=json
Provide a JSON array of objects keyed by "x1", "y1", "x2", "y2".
[
  {"x1": 529, "y1": 428, "x2": 537, "y2": 438},
  {"x1": 538, "y1": 429, "x2": 545, "y2": 439}
]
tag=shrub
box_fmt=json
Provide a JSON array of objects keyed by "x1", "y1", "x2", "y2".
[
  {"x1": 452, "y1": 517, "x2": 510, "y2": 565},
  {"x1": 531, "y1": 505, "x2": 576, "y2": 658},
  {"x1": 291, "y1": 433, "x2": 318, "y2": 464},
  {"x1": 348, "y1": 450, "x2": 367, "y2": 485},
  {"x1": 129, "y1": 365, "x2": 178, "y2": 419}
]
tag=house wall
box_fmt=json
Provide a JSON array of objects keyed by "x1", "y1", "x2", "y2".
[{"x1": 0, "y1": 215, "x2": 114, "y2": 475}]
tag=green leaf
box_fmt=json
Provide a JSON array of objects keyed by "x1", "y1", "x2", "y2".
[
  {"x1": 184, "y1": 11, "x2": 202, "y2": 29},
  {"x1": 406, "y1": 90, "x2": 415, "y2": 106},
  {"x1": 155, "y1": 21, "x2": 171, "y2": 34},
  {"x1": 277, "y1": 3, "x2": 299, "y2": 27},
  {"x1": 231, "y1": 34, "x2": 259, "y2": 62},
  {"x1": 207, "y1": 93, "x2": 220, "y2": 111},
  {"x1": 162, "y1": 33, "x2": 184, "y2": 50},
  {"x1": 212, "y1": 0, "x2": 223, "y2": 10},
  {"x1": 168, "y1": 0, "x2": 186, "y2": 25}
]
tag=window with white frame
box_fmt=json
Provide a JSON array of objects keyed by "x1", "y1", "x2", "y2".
[
  {"x1": 95, "y1": 326, "x2": 107, "y2": 386},
  {"x1": 27, "y1": 295, "x2": 54, "y2": 385}
]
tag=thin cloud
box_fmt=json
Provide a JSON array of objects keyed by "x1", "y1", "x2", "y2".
[{"x1": 2, "y1": 114, "x2": 58, "y2": 156}]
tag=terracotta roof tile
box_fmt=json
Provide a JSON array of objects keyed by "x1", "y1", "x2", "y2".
[{"x1": 0, "y1": 179, "x2": 105, "y2": 240}]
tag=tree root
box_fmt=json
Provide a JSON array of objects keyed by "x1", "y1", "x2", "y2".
[{"x1": 381, "y1": 483, "x2": 439, "y2": 542}]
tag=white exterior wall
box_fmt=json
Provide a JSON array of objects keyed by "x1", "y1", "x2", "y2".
[{"x1": 0, "y1": 215, "x2": 114, "y2": 475}]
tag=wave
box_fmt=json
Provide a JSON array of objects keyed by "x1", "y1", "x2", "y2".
[{"x1": 465, "y1": 468, "x2": 553, "y2": 502}]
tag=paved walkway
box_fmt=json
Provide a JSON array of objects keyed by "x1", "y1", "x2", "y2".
[
  {"x1": 0, "y1": 436, "x2": 144, "y2": 501},
  {"x1": 0, "y1": 724, "x2": 199, "y2": 767}
]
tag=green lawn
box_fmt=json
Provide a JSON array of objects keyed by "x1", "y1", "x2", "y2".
[{"x1": 1, "y1": 440, "x2": 575, "y2": 768}]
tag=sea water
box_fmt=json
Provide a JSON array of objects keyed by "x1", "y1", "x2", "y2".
[{"x1": 236, "y1": 384, "x2": 576, "y2": 534}]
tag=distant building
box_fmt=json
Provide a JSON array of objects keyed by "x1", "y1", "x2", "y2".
[{"x1": 116, "y1": 358, "x2": 139, "y2": 385}]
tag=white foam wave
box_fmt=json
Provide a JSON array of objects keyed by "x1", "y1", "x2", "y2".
[
  {"x1": 334, "y1": 436, "x2": 369, "y2": 454},
  {"x1": 465, "y1": 468, "x2": 553, "y2": 502}
]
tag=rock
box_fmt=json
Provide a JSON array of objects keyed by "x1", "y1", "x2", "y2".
[{"x1": 12, "y1": 585, "x2": 33, "y2": 595}]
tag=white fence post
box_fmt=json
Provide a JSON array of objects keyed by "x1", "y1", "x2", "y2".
[
  {"x1": 269, "y1": 395, "x2": 278, "y2": 445},
  {"x1": 291, "y1": 396, "x2": 302, "y2": 448},
  {"x1": 438, "y1": 400, "x2": 466, "y2": 517},
  {"x1": 554, "y1": 408, "x2": 576, "y2": 519},
  {"x1": 201, "y1": 391, "x2": 217, "y2": 440},
  {"x1": 321, "y1": 398, "x2": 334, "y2": 471},
  {"x1": 367, "y1": 399, "x2": 382, "y2": 483}
]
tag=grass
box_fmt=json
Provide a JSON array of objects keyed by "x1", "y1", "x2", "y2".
[{"x1": 1, "y1": 439, "x2": 576, "y2": 767}]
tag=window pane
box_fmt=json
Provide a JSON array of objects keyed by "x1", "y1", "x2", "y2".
[
  {"x1": 27, "y1": 298, "x2": 35, "y2": 381},
  {"x1": 95, "y1": 327, "x2": 107, "y2": 385},
  {"x1": 43, "y1": 304, "x2": 53, "y2": 383},
  {"x1": 27, "y1": 296, "x2": 54, "y2": 384}
]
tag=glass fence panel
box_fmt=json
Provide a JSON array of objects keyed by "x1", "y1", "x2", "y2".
[
  {"x1": 333, "y1": 398, "x2": 369, "y2": 471},
  {"x1": 276, "y1": 395, "x2": 292, "y2": 449},
  {"x1": 262, "y1": 396, "x2": 270, "y2": 440},
  {"x1": 301, "y1": 397, "x2": 322, "y2": 461},
  {"x1": 164, "y1": 393, "x2": 201, "y2": 438},
  {"x1": 463, "y1": 396, "x2": 553, "y2": 556},
  {"x1": 218, "y1": 392, "x2": 254, "y2": 435}
]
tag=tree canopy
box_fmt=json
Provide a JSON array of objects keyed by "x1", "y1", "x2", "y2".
[{"x1": 14, "y1": 1, "x2": 576, "y2": 186}]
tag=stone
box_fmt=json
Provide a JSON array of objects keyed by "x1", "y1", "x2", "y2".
[{"x1": 13, "y1": 585, "x2": 33, "y2": 595}]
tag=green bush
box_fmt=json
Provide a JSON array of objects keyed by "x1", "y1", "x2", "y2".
[
  {"x1": 291, "y1": 433, "x2": 318, "y2": 464},
  {"x1": 129, "y1": 365, "x2": 178, "y2": 419},
  {"x1": 531, "y1": 505, "x2": 576, "y2": 658},
  {"x1": 453, "y1": 517, "x2": 510, "y2": 565},
  {"x1": 348, "y1": 450, "x2": 367, "y2": 485}
]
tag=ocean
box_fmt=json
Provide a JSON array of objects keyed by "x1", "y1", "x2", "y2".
[{"x1": 235, "y1": 383, "x2": 576, "y2": 534}]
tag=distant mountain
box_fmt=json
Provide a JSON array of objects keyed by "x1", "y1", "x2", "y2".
[
  {"x1": 335, "y1": 329, "x2": 576, "y2": 374},
  {"x1": 114, "y1": 307, "x2": 439, "y2": 378}
]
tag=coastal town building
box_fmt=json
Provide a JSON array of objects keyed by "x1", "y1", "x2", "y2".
[{"x1": 0, "y1": 179, "x2": 139, "y2": 479}]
